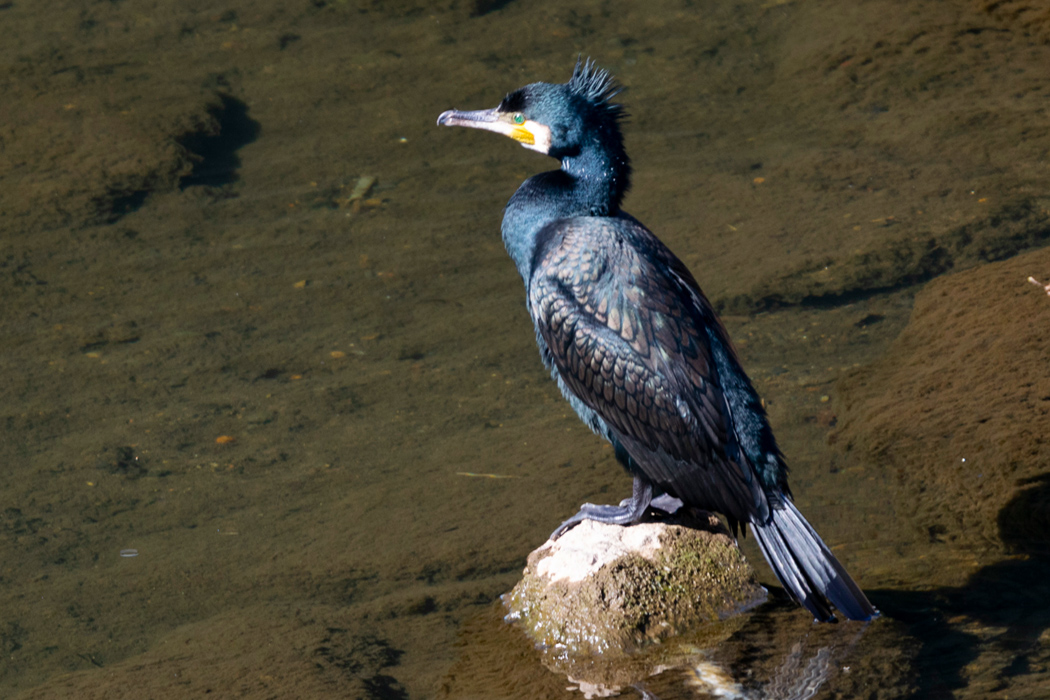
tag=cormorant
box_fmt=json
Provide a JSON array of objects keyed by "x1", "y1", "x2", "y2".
[{"x1": 437, "y1": 59, "x2": 877, "y2": 622}]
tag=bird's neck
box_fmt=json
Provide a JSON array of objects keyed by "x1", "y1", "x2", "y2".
[
  {"x1": 502, "y1": 138, "x2": 630, "y2": 282},
  {"x1": 560, "y1": 136, "x2": 630, "y2": 216}
]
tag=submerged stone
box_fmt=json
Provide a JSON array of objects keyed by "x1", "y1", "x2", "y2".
[
  {"x1": 833, "y1": 245, "x2": 1050, "y2": 562},
  {"x1": 504, "y1": 514, "x2": 766, "y2": 658}
]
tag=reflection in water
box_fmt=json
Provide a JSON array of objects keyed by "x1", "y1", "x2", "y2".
[
  {"x1": 685, "y1": 658, "x2": 745, "y2": 699},
  {"x1": 441, "y1": 596, "x2": 903, "y2": 700},
  {"x1": 755, "y1": 643, "x2": 832, "y2": 700}
]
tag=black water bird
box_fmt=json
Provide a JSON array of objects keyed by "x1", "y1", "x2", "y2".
[{"x1": 437, "y1": 59, "x2": 877, "y2": 622}]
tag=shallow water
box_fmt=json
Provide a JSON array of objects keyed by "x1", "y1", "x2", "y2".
[{"x1": 2, "y1": 0, "x2": 1050, "y2": 698}]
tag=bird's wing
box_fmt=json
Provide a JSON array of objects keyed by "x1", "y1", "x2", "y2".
[{"x1": 528, "y1": 217, "x2": 767, "y2": 519}]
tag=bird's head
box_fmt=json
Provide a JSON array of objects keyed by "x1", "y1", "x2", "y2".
[{"x1": 437, "y1": 58, "x2": 627, "y2": 160}]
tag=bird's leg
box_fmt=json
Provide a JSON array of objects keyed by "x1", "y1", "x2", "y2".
[{"x1": 550, "y1": 477, "x2": 653, "y2": 540}]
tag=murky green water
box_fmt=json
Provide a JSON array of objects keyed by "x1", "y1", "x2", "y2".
[{"x1": 2, "y1": 0, "x2": 1049, "y2": 697}]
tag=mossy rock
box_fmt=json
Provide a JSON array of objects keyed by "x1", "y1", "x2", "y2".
[{"x1": 504, "y1": 515, "x2": 766, "y2": 659}]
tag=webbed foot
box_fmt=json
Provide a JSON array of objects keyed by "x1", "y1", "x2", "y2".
[{"x1": 550, "y1": 478, "x2": 653, "y2": 540}]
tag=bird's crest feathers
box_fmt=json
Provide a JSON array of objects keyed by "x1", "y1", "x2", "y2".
[{"x1": 568, "y1": 57, "x2": 627, "y2": 121}]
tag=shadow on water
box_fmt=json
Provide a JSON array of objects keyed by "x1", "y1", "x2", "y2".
[
  {"x1": 873, "y1": 473, "x2": 1050, "y2": 698},
  {"x1": 177, "y1": 94, "x2": 261, "y2": 190}
]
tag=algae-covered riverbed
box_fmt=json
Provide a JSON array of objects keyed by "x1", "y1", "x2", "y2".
[{"x1": 2, "y1": 1, "x2": 1049, "y2": 697}]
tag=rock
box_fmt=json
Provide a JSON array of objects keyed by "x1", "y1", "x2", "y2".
[
  {"x1": 833, "y1": 245, "x2": 1050, "y2": 555},
  {"x1": 504, "y1": 514, "x2": 766, "y2": 658}
]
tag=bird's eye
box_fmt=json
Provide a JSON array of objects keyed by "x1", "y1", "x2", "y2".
[{"x1": 512, "y1": 113, "x2": 525, "y2": 125}]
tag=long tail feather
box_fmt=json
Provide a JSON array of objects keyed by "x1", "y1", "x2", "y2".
[{"x1": 751, "y1": 499, "x2": 877, "y2": 622}]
